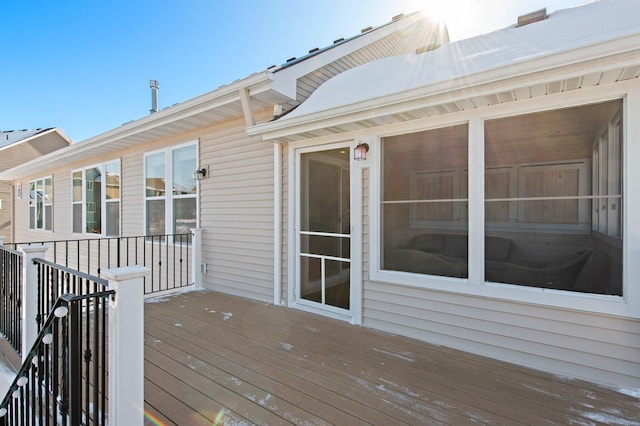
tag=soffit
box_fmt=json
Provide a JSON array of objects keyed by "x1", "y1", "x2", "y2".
[{"x1": 251, "y1": 52, "x2": 640, "y2": 143}]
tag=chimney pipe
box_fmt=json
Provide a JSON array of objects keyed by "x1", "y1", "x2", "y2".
[{"x1": 150, "y1": 80, "x2": 159, "y2": 113}]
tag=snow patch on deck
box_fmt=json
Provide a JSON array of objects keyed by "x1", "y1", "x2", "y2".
[
  {"x1": 280, "y1": 342, "x2": 293, "y2": 351},
  {"x1": 222, "y1": 312, "x2": 232, "y2": 320},
  {"x1": 0, "y1": 360, "x2": 14, "y2": 396},
  {"x1": 616, "y1": 387, "x2": 640, "y2": 400},
  {"x1": 372, "y1": 347, "x2": 415, "y2": 362}
]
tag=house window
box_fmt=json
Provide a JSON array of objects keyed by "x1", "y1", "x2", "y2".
[
  {"x1": 28, "y1": 177, "x2": 53, "y2": 231},
  {"x1": 72, "y1": 160, "x2": 120, "y2": 236},
  {"x1": 144, "y1": 143, "x2": 197, "y2": 239},
  {"x1": 484, "y1": 100, "x2": 623, "y2": 295},
  {"x1": 382, "y1": 124, "x2": 469, "y2": 279}
]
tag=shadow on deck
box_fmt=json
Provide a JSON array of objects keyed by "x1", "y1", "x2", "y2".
[{"x1": 144, "y1": 289, "x2": 639, "y2": 425}]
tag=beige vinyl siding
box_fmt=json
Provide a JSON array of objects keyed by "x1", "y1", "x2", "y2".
[
  {"x1": 120, "y1": 146, "x2": 145, "y2": 235},
  {"x1": 199, "y1": 112, "x2": 275, "y2": 302},
  {"x1": 11, "y1": 112, "x2": 276, "y2": 301},
  {"x1": 0, "y1": 182, "x2": 13, "y2": 242},
  {"x1": 362, "y1": 281, "x2": 640, "y2": 387}
]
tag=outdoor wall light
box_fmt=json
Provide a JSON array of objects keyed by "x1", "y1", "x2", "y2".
[
  {"x1": 354, "y1": 141, "x2": 370, "y2": 161},
  {"x1": 193, "y1": 168, "x2": 207, "y2": 181}
]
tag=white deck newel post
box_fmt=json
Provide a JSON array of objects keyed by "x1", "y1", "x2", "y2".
[
  {"x1": 19, "y1": 244, "x2": 48, "y2": 362},
  {"x1": 103, "y1": 266, "x2": 150, "y2": 426},
  {"x1": 191, "y1": 228, "x2": 202, "y2": 289}
]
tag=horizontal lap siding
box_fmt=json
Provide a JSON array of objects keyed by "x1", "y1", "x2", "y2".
[
  {"x1": 360, "y1": 161, "x2": 639, "y2": 388},
  {"x1": 199, "y1": 117, "x2": 274, "y2": 302},
  {"x1": 362, "y1": 281, "x2": 640, "y2": 387}
]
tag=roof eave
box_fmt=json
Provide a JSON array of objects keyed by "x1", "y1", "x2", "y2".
[
  {"x1": 248, "y1": 33, "x2": 640, "y2": 141},
  {"x1": 0, "y1": 71, "x2": 275, "y2": 180}
]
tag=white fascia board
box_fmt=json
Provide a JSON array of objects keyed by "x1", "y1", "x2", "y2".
[
  {"x1": 249, "y1": 34, "x2": 640, "y2": 140},
  {"x1": 270, "y1": 13, "x2": 434, "y2": 99},
  {"x1": 0, "y1": 72, "x2": 274, "y2": 180}
]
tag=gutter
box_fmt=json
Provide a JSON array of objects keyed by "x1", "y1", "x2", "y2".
[{"x1": 0, "y1": 71, "x2": 274, "y2": 181}]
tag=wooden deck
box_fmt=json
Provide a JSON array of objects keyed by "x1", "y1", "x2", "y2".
[{"x1": 144, "y1": 290, "x2": 640, "y2": 425}]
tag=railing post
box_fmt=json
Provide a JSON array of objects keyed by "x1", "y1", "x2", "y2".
[
  {"x1": 191, "y1": 228, "x2": 203, "y2": 289},
  {"x1": 102, "y1": 265, "x2": 149, "y2": 426},
  {"x1": 0, "y1": 236, "x2": 6, "y2": 246},
  {"x1": 19, "y1": 244, "x2": 47, "y2": 362}
]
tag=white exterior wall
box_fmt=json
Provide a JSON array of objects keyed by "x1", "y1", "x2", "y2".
[{"x1": 281, "y1": 80, "x2": 640, "y2": 388}]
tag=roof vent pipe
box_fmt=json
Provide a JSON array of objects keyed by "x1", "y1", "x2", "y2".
[{"x1": 150, "y1": 80, "x2": 159, "y2": 114}]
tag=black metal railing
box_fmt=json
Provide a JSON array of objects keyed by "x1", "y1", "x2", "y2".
[
  {"x1": 0, "y1": 245, "x2": 23, "y2": 354},
  {"x1": 14, "y1": 233, "x2": 192, "y2": 295},
  {"x1": 0, "y1": 274, "x2": 113, "y2": 425}
]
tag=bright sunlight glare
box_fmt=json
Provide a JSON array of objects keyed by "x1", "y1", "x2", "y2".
[{"x1": 403, "y1": 0, "x2": 516, "y2": 41}]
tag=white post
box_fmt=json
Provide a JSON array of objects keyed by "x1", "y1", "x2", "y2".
[
  {"x1": 19, "y1": 244, "x2": 48, "y2": 362},
  {"x1": 102, "y1": 265, "x2": 149, "y2": 426},
  {"x1": 191, "y1": 228, "x2": 203, "y2": 289},
  {"x1": 0, "y1": 236, "x2": 6, "y2": 246}
]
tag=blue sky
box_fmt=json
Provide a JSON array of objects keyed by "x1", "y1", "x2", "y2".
[{"x1": 1, "y1": 0, "x2": 588, "y2": 142}]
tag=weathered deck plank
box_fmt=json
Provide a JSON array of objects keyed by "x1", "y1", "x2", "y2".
[{"x1": 144, "y1": 290, "x2": 640, "y2": 425}]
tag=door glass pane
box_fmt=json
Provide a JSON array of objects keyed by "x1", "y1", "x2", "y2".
[
  {"x1": 299, "y1": 147, "x2": 351, "y2": 310},
  {"x1": 325, "y1": 260, "x2": 350, "y2": 309},
  {"x1": 300, "y1": 257, "x2": 322, "y2": 301},
  {"x1": 301, "y1": 150, "x2": 350, "y2": 234},
  {"x1": 301, "y1": 234, "x2": 350, "y2": 259}
]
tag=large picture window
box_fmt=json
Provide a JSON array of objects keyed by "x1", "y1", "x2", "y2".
[
  {"x1": 382, "y1": 124, "x2": 469, "y2": 279},
  {"x1": 144, "y1": 143, "x2": 197, "y2": 240},
  {"x1": 28, "y1": 176, "x2": 53, "y2": 231},
  {"x1": 484, "y1": 100, "x2": 622, "y2": 295},
  {"x1": 379, "y1": 99, "x2": 623, "y2": 298},
  {"x1": 72, "y1": 160, "x2": 120, "y2": 236}
]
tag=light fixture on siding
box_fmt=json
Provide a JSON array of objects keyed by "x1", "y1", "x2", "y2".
[
  {"x1": 193, "y1": 168, "x2": 207, "y2": 181},
  {"x1": 353, "y1": 141, "x2": 370, "y2": 161}
]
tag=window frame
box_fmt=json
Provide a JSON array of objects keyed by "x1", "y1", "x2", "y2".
[
  {"x1": 28, "y1": 176, "x2": 53, "y2": 231},
  {"x1": 71, "y1": 159, "x2": 121, "y2": 237},
  {"x1": 143, "y1": 140, "x2": 199, "y2": 241},
  {"x1": 369, "y1": 91, "x2": 633, "y2": 318}
]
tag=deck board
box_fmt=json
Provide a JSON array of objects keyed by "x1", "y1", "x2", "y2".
[{"x1": 144, "y1": 290, "x2": 640, "y2": 425}]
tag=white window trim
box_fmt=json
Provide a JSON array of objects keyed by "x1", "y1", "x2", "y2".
[
  {"x1": 71, "y1": 159, "x2": 121, "y2": 236},
  {"x1": 143, "y1": 140, "x2": 199, "y2": 239},
  {"x1": 28, "y1": 176, "x2": 53, "y2": 232},
  {"x1": 369, "y1": 83, "x2": 639, "y2": 319}
]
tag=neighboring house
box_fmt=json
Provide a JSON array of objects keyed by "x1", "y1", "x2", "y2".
[
  {"x1": 247, "y1": 0, "x2": 640, "y2": 389},
  {"x1": 1, "y1": 0, "x2": 639, "y2": 391},
  {"x1": 0, "y1": 128, "x2": 71, "y2": 243}
]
